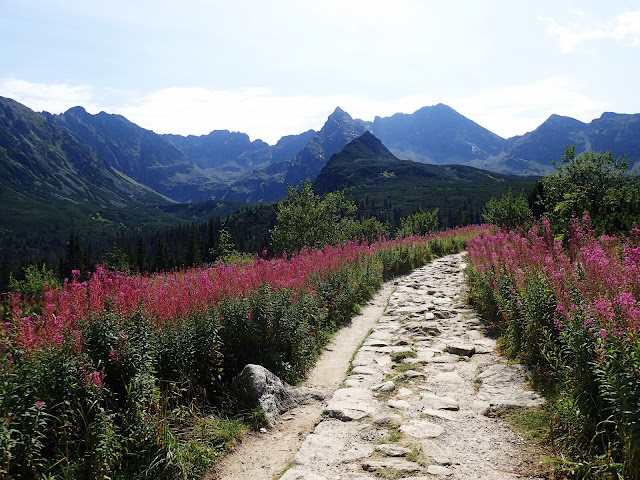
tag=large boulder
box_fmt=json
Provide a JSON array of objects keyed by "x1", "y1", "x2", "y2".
[{"x1": 231, "y1": 364, "x2": 326, "y2": 426}]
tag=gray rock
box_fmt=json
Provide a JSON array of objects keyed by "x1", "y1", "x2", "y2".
[
  {"x1": 323, "y1": 388, "x2": 376, "y2": 421},
  {"x1": 375, "y1": 443, "x2": 412, "y2": 457},
  {"x1": 372, "y1": 381, "x2": 396, "y2": 392},
  {"x1": 352, "y1": 366, "x2": 377, "y2": 375},
  {"x1": 445, "y1": 343, "x2": 476, "y2": 356},
  {"x1": 405, "y1": 322, "x2": 441, "y2": 335},
  {"x1": 280, "y1": 468, "x2": 328, "y2": 480},
  {"x1": 400, "y1": 420, "x2": 445, "y2": 438},
  {"x1": 293, "y1": 433, "x2": 345, "y2": 466},
  {"x1": 421, "y1": 408, "x2": 454, "y2": 420},
  {"x1": 433, "y1": 371, "x2": 464, "y2": 384},
  {"x1": 475, "y1": 364, "x2": 545, "y2": 415},
  {"x1": 422, "y1": 439, "x2": 451, "y2": 464},
  {"x1": 372, "y1": 413, "x2": 402, "y2": 426},
  {"x1": 362, "y1": 459, "x2": 422, "y2": 474},
  {"x1": 388, "y1": 399, "x2": 412, "y2": 410},
  {"x1": 231, "y1": 364, "x2": 325, "y2": 426},
  {"x1": 427, "y1": 465, "x2": 453, "y2": 476},
  {"x1": 396, "y1": 387, "x2": 413, "y2": 397},
  {"x1": 396, "y1": 370, "x2": 425, "y2": 381}
]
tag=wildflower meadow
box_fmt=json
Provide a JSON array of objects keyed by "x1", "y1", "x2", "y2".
[
  {"x1": 466, "y1": 216, "x2": 640, "y2": 478},
  {"x1": 0, "y1": 227, "x2": 479, "y2": 479}
]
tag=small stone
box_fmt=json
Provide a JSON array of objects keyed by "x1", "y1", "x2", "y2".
[
  {"x1": 400, "y1": 420, "x2": 445, "y2": 438},
  {"x1": 280, "y1": 468, "x2": 328, "y2": 480},
  {"x1": 445, "y1": 343, "x2": 476, "y2": 356},
  {"x1": 352, "y1": 366, "x2": 376, "y2": 375},
  {"x1": 372, "y1": 413, "x2": 402, "y2": 426},
  {"x1": 422, "y1": 439, "x2": 451, "y2": 465},
  {"x1": 372, "y1": 381, "x2": 396, "y2": 392},
  {"x1": 396, "y1": 387, "x2": 413, "y2": 397},
  {"x1": 433, "y1": 371, "x2": 464, "y2": 384},
  {"x1": 433, "y1": 310, "x2": 455, "y2": 319},
  {"x1": 343, "y1": 379, "x2": 363, "y2": 388},
  {"x1": 362, "y1": 459, "x2": 422, "y2": 474},
  {"x1": 323, "y1": 388, "x2": 376, "y2": 421},
  {"x1": 427, "y1": 464, "x2": 453, "y2": 476},
  {"x1": 422, "y1": 408, "x2": 453, "y2": 420},
  {"x1": 375, "y1": 443, "x2": 412, "y2": 457},
  {"x1": 259, "y1": 427, "x2": 267, "y2": 433},
  {"x1": 422, "y1": 392, "x2": 460, "y2": 410},
  {"x1": 388, "y1": 399, "x2": 412, "y2": 410}
]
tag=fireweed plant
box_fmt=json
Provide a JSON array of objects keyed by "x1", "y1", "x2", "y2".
[
  {"x1": 466, "y1": 216, "x2": 640, "y2": 479},
  {"x1": 0, "y1": 227, "x2": 480, "y2": 479}
]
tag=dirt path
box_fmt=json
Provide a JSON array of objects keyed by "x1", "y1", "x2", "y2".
[
  {"x1": 210, "y1": 282, "x2": 396, "y2": 480},
  {"x1": 212, "y1": 253, "x2": 544, "y2": 480}
]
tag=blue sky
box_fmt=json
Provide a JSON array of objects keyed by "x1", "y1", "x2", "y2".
[{"x1": 1, "y1": 0, "x2": 639, "y2": 144}]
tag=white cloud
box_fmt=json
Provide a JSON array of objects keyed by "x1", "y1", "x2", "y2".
[
  {"x1": 0, "y1": 78, "x2": 101, "y2": 114},
  {"x1": 449, "y1": 77, "x2": 608, "y2": 138},
  {"x1": 542, "y1": 10, "x2": 640, "y2": 53},
  {"x1": 0, "y1": 77, "x2": 611, "y2": 144}
]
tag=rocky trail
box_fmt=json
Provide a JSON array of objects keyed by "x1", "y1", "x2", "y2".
[{"x1": 213, "y1": 253, "x2": 545, "y2": 480}]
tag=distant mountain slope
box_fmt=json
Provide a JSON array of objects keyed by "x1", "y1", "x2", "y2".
[
  {"x1": 285, "y1": 107, "x2": 366, "y2": 185},
  {"x1": 315, "y1": 131, "x2": 526, "y2": 193},
  {"x1": 163, "y1": 130, "x2": 269, "y2": 170},
  {"x1": 163, "y1": 128, "x2": 315, "y2": 185},
  {"x1": 486, "y1": 112, "x2": 640, "y2": 175},
  {"x1": 53, "y1": 106, "x2": 223, "y2": 202},
  {"x1": 214, "y1": 108, "x2": 367, "y2": 202},
  {"x1": 3, "y1": 95, "x2": 639, "y2": 209},
  {"x1": 313, "y1": 132, "x2": 540, "y2": 227},
  {"x1": 361, "y1": 103, "x2": 506, "y2": 165},
  {"x1": 0, "y1": 97, "x2": 167, "y2": 207},
  {"x1": 587, "y1": 112, "x2": 640, "y2": 171}
]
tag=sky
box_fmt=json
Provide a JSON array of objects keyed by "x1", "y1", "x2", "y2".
[{"x1": 1, "y1": 0, "x2": 639, "y2": 145}]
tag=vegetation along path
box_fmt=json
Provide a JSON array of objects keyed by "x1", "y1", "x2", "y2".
[{"x1": 213, "y1": 253, "x2": 545, "y2": 480}]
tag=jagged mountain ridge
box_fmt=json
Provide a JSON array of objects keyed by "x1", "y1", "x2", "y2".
[
  {"x1": 314, "y1": 131, "x2": 529, "y2": 194},
  {"x1": 285, "y1": 106, "x2": 366, "y2": 186},
  {"x1": 2, "y1": 95, "x2": 639, "y2": 209},
  {"x1": 52, "y1": 106, "x2": 228, "y2": 203},
  {"x1": 363, "y1": 106, "x2": 640, "y2": 175},
  {"x1": 360, "y1": 103, "x2": 505, "y2": 165},
  {"x1": 0, "y1": 96, "x2": 167, "y2": 207}
]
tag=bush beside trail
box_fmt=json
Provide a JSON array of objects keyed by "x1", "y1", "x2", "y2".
[
  {"x1": 466, "y1": 217, "x2": 640, "y2": 479},
  {"x1": 0, "y1": 227, "x2": 479, "y2": 479}
]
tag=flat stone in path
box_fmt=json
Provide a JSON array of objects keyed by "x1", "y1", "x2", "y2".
[
  {"x1": 371, "y1": 381, "x2": 395, "y2": 392},
  {"x1": 399, "y1": 420, "x2": 445, "y2": 438},
  {"x1": 323, "y1": 388, "x2": 376, "y2": 421},
  {"x1": 422, "y1": 439, "x2": 452, "y2": 465},
  {"x1": 421, "y1": 392, "x2": 460, "y2": 410},
  {"x1": 427, "y1": 464, "x2": 454, "y2": 476},
  {"x1": 375, "y1": 443, "x2": 412, "y2": 456},
  {"x1": 446, "y1": 343, "x2": 476, "y2": 356},
  {"x1": 280, "y1": 469, "x2": 328, "y2": 480},
  {"x1": 476, "y1": 364, "x2": 545, "y2": 415},
  {"x1": 362, "y1": 459, "x2": 422, "y2": 474}
]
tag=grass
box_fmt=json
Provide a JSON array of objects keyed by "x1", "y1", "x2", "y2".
[
  {"x1": 273, "y1": 461, "x2": 295, "y2": 480},
  {"x1": 392, "y1": 362, "x2": 420, "y2": 374},
  {"x1": 503, "y1": 406, "x2": 551, "y2": 442},
  {"x1": 345, "y1": 327, "x2": 373, "y2": 377},
  {"x1": 499, "y1": 406, "x2": 566, "y2": 477},
  {"x1": 390, "y1": 350, "x2": 417, "y2": 362},
  {"x1": 378, "y1": 428, "x2": 403, "y2": 444}
]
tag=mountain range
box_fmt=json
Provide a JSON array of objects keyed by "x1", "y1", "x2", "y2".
[{"x1": 1, "y1": 95, "x2": 639, "y2": 210}]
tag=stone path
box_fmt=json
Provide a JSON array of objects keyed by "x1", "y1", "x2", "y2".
[{"x1": 280, "y1": 253, "x2": 544, "y2": 480}]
